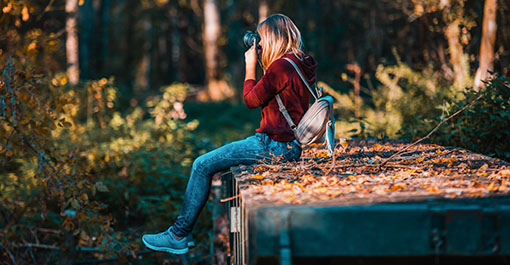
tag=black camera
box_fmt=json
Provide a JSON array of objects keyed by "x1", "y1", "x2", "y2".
[{"x1": 243, "y1": 30, "x2": 261, "y2": 50}]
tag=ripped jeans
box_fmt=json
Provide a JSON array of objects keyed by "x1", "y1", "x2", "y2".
[{"x1": 170, "y1": 132, "x2": 302, "y2": 237}]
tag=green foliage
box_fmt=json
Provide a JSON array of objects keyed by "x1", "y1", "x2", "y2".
[
  {"x1": 328, "y1": 50, "x2": 457, "y2": 139},
  {"x1": 0, "y1": 58, "x2": 212, "y2": 263},
  {"x1": 403, "y1": 75, "x2": 510, "y2": 161},
  {"x1": 184, "y1": 101, "x2": 260, "y2": 146},
  {"x1": 369, "y1": 51, "x2": 459, "y2": 137}
]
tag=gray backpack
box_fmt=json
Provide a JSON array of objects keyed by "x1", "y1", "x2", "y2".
[{"x1": 275, "y1": 57, "x2": 336, "y2": 155}]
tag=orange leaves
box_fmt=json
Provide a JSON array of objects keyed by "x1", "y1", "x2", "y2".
[
  {"x1": 390, "y1": 182, "x2": 406, "y2": 192},
  {"x1": 444, "y1": 157, "x2": 456, "y2": 167},
  {"x1": 2, "y1": 3, "x2": 12, "y2": 13},
  {"x1": 487, "y1": 181, "x2": 499, "y2": 192},
  {"x1": 301, "y1": 174, "x2": 315, "y2": 185},
  {"x1": 476, "y1": 172, "x2": 488, "y2": 177},
  {"x1": 21, "y1": 6, "x2": 29, "y2": 21},
  {"x1": 312, "y1": 187, "x2": 329, "y2": 194},
  {"x1": 500, "y1": 170, "x2": 510, "y2": 178},
  {"x1": 251, "y1": 175, "x2": 264, "y2": 180},
  {"x1": 339, "y1": 138, "x2": 349, "y2": 149},
  {"x1": 414, "y1": 157, "x2": 425, "y2": 163},
  {"x1": 425, "y1": 185, "x2": 440, "y2": 193},
  {"x1": 238, "y1": 141, "x2": 510, "y2": 205},
  {"x1": 314, "y1": 151, "x2": 329, "y2": 158},
  {"x1": 62, "y1": 216, "x2": 74, "y2": 231}
]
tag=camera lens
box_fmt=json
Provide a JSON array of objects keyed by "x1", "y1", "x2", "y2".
[{"x1": 243, "y1": 30, "x2": 261, "y2": 49}]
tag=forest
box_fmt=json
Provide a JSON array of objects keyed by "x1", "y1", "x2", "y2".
[{"x1": 1, "y1": 0, "x2": 510, "y2": 264}]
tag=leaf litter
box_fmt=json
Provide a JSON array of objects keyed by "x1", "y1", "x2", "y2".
[{"x1": 232, "y1": 140, "x2": 510, "y2": 207}]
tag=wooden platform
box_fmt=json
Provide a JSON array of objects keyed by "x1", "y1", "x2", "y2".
[
  {"x1": 234, "y1": 140, "x2": 510, "y2": 207},
  {"x1": 214, "y1": 140, "x2": 510, "y2": 265}
]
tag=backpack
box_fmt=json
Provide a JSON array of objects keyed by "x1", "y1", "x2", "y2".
[{"x1": 275, "y1": 57, "x2": 336, "y2": 155}]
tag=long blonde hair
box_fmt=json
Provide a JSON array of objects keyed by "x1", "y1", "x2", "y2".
[{"x1": 257, "y1": 14, "x2": 304, "y2": 70}]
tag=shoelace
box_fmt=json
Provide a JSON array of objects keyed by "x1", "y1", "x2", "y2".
[{"x1": 155, "y1": 231, "x2": 170, "y2": 239}]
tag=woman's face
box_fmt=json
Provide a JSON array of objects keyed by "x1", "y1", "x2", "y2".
[
  {"x1": 257, "y1": 30, "x2": 265, "y2": 51},
  {"x1": 257, "y1": 31, "x2": 264, "y2": 47}
]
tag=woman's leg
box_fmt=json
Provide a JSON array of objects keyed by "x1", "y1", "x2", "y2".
[{"x1": 171, "y1": 133, "x2": 301, "y2": 237}]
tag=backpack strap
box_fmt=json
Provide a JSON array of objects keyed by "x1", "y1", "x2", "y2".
[
  {"x1": 275, "y1": 94, "x2": 297, "y2": 132},
  {"x1": 275, "y1": 57, "x2": 325, "y2": 140},
  {"x1": 283, "y1": 57, "x2": 318, "y2": 101}
]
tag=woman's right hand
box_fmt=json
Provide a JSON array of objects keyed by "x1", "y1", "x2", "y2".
[
  {"x1": 244, "y1": 45, "x2": 257, "y2": 70},
  {"x1": 244, "y1": 45, "x2": 257, "y2": 81}
]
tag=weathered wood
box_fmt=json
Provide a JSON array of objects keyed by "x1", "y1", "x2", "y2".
[
  {"x1": 218, "y1": 140, "x2": 510, "y2": 264},
  {"x1": 234, "y1": 140, "x2": 510, "y2": 209}
]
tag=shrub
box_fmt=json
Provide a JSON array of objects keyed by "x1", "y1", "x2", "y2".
[
  {"x1": 403, "y1": 74, "x2": 510, "y2": 161},
  {"x1": 0, "y1": 57, "x2": 212, "y2": 263}
]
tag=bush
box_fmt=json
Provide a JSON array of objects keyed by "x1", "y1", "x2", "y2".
[
  {"x1": 0, "y1": 57, "x2": 213, "y2": 263},
  {"x1": 403, "y1": 74, "x2": 510, "y2": 161}
]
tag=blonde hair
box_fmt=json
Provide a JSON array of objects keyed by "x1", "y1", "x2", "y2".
[{"x1": 257, "y1": 14, "x2": 304, "y2": 70}]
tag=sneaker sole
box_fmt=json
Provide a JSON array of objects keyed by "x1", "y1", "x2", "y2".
[{"x1": 142, "y1": 237, "x2": 189, "y2": 255}]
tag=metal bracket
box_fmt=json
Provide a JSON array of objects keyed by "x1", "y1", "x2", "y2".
[{"x1": 231, "y1": 206, "x2": 240, "y2": 233}]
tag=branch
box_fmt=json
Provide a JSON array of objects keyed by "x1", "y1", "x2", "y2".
[
  {"x1": 378, "y1": 93, "x2": 483, "y2": 168},
  {"x1": 0, "y1": 244, "x2": 17, "y2": 265}
]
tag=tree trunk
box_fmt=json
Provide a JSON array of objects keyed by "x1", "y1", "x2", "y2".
[
  {"x1": 100, "y1": 0, "x2": 111, "y2": 74},
  {"x1": 443, "y1": 0, "x2": 470, "y2": 90},
  {"x1": 169, "y1": 3, "x2": 181, "y2": 82},
  {"x1": 202, "y1": 0, "x2": 232, "y2": 101},
  {"x1": 474, "y1": 0, "x2": 498, "y2": 89},
  {"x1": 79, "y1": 0, "x2": 94, "y2": 80},
  {"x1": 65, "y1": 0, "x2": 79, "y2": 85},
  {"x1": 134, "y1": 16, "x2": 152, "y2": 93},
  {"x1": 258, "y1": 0, "x2": 268, "y2": 23}
]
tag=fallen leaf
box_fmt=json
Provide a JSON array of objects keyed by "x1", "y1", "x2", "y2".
[
  {"x1": 390, "y1": 182, "x2": 406, "y2": 191},
  {"x1": 251, "y1": 175, "x2": 264, "y2": 180}
]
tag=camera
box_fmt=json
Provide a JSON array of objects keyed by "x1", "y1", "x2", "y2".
[{"x1": 243, "y1": 30, "x2": 261, "y2": 50}]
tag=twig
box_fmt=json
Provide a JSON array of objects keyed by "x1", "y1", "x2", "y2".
[
  {"x1": 28, "y1": 245, "x2": 37, "y2": 265},
  {"x1": 37, "y1": 228, "x2": 62, "y2": 234},
  {"x1": 378, "y1": 93, "x2": 483, "y2": 169},
  {"x1": 0, "y1": 244, "x2": 17, "y2": 265},
  {"x1": 220, "y1": 194, "x2": 240, "y2": 203},
  {"x1": 17, "y1": 243, "x2": 104, "y2": 252},
  {"x1": 324, "y1": 151, "x2": 336, "y2": 175},
  {"x1": 321, "y1": 163, "x2": 422, "y2": 170}
]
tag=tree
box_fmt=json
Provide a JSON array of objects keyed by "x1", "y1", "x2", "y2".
[
  {"x1": 474, "y1": 0, "x2": 498, "y2": 89},
  {"x1": 442, "y1": 0, "x2": 471, "y2": 90},
  {"x1": 259, "y1": 0, "x2": 268, "y2": 23},
  {"x1": 202, "y1": 0, "x2": 233, "y2": 101},
  {"x1": 66, "y1": 0, "x2": 80, "y2": 85}
]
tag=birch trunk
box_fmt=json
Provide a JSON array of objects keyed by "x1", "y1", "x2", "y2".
[
  {"x1": 259, "y1": 0, "x2": 268, "y2": 23},
  {"x1": 65, "y1": 0, "x2": 79, "y2": 85},
  {"x1": 202, "y1": 0, "x2": 233, "y2": 101},
  {"x1": 443, "y1": 0, "x2": 470, "y2": 90},
  {"x1": 474, "y1": 0, "x2": 498, "y2": 89}
]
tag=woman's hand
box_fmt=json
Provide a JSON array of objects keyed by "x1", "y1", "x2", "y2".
[
  {"x1": 244, "y1": 45, "x2": 257, "y2": 69},
  {"x1": 244, "y1": 45, "x2": 257, "y2": 81}
]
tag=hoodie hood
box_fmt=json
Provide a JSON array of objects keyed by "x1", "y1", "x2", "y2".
[{"x1": 284, "y1": 52, "x2": 318, "y2": 84}]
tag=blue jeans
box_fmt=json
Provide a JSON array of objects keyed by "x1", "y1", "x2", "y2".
[{"x1": 170, "y1": 132, "x2": 302, "y2": 237}]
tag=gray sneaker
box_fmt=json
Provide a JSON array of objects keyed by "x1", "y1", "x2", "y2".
[
  {"x1": 169, "y1": 226, "x2": 195, "y2": 248},
  {"x1": 142, "y1": 228, "x2": 189, "y2": 254}
]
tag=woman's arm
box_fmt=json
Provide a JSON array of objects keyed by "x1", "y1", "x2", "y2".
[{"x1": 243, "y1": 57, "x2": 289, "y2": 109}]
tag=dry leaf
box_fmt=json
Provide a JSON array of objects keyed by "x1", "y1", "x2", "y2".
[{"x1": 390, "y1": 182, "x2": 406, "y2": 191}]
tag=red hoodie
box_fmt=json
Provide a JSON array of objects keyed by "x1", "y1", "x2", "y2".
[{"x1": 243, "y1": 52, "x2": 318, "y2": 142}]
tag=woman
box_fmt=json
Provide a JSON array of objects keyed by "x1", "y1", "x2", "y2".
[{"x1": 142, "y1": 13, "x2": 317, "y2": 254}]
